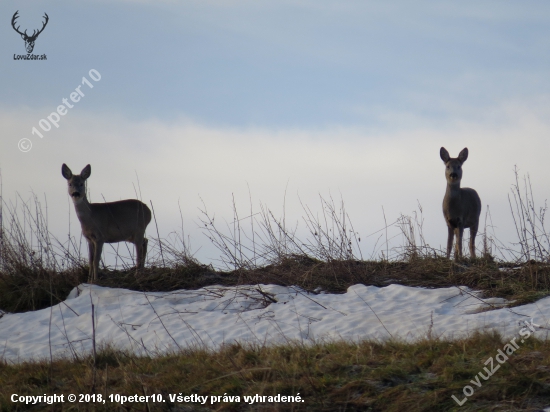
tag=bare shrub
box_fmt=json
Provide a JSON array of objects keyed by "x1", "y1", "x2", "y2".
[{"x1": 199, "y1": 194, "x2": 363, "y2": 271}]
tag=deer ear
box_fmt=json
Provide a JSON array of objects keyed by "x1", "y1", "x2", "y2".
[
  {"x1": 81, "y1": 164, "x2": 91, "y2": 180},
  {"x1": 440, "y1": 147, "x2": 450, "y2": 163},
  {"x1": 61, "y1": 164, "x2": 72, "y2": 180},
  {"x1": 458, "y1": 148, "x2": 469, "y2": 163}
]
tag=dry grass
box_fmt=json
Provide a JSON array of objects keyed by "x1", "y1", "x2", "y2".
[
  {"x1": 3, "y1": 252, "x2": 550, "y2": 313},
  {"x1": 1, "y1": 332, "x2": 550, "y2": 411}
]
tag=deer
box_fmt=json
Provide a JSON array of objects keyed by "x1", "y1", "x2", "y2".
[
  {"x1": 11, "y1": 11, "x2": 49, "y2": 54},
  {"x1": 440, "y1": 147, "x2": 482, "y2": 260},
  {"x1": 62, "y1": 164, "x2": 152, "y2": 282}
]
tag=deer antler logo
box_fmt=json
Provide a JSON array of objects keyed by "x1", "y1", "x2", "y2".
[{"x1": 11, "y1": 11, "x2": 49, "y2": 54}]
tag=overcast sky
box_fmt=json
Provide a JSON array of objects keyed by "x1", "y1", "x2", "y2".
[{"x1": 1, "y1": 1, "x2": 550, "y2": 266}]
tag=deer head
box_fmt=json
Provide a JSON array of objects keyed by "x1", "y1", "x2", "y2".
[{"x1": 11, "y1": 11, "x2": 49, "y2": 53}]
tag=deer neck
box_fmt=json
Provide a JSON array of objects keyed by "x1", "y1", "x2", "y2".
[
  {"x1": 445, "y1": 180, "x2": 462, "y2": 199},
  {"x1": 72, "y1": 195, "x2": 93, "y2": 223}
]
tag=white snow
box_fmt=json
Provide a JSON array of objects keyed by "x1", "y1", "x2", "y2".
[{"x1": 1, "y1": 283, "x2": 549, "y2": 363}]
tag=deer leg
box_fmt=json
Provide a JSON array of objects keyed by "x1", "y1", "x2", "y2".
[
  {"x1": 92, "y1": 241, "x2": 103, "y2": 282},
  {"x1": 446, "y1": 226, "x2": 454, "y2": 259},
  {"x1": 142, "y1": 238, "x2": 148, "y2": 269},
  {"x1": 136, "y1": 237, "x2": 148, "y2": 272},
  {"x1": 135, "y1": 241, "x2": 141, "y2": 272},
  {"x1": 455, "y1": 226, "x2": 464, "y2": 259},
  {"x1": 87, "y1": 241, "x2": 95, "y2": 282},
  {"x1": 470, "y1": 225, "x2": 478, "y2": 259}
]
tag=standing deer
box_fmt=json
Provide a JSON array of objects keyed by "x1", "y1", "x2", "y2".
[
  {"x1": 62, "y1": 164, "x2": 152, "y2": 281},
  {"x1": 440, "y1": 147, "x2": 482, "y2": 259}
]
